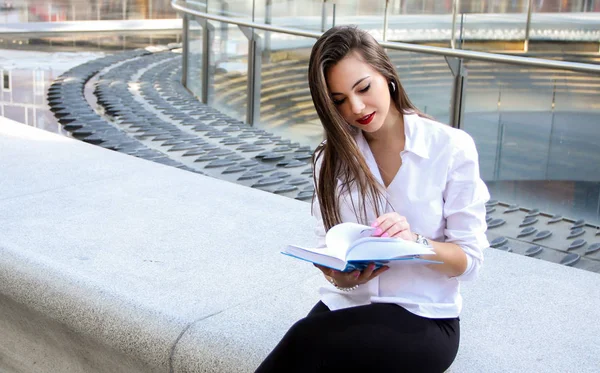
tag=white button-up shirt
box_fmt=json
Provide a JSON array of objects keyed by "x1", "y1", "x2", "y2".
[{"x1": 312, "y1": 113, "x2": 490, "y2": 319}]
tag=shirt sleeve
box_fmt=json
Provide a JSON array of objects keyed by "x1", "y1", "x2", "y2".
[
  {"x1": 312, "y1": 150, "x2": 327, "y2": 249},
  {"x1": 443, "y1": 131, "x2": 490, "y2": 281}
]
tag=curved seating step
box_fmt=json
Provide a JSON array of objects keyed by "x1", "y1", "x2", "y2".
[{"x1": 50, "y1": 50, "x2": 316, "y2": 202}]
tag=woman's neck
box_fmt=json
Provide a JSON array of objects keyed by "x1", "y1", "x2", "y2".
[{"x1": 363, "y1": 108, "x2": 405, "y2": 149}]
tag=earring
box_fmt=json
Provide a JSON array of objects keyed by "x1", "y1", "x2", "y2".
[{"x1": 389, "y1": 81, "x2": 396, "y2": 93}]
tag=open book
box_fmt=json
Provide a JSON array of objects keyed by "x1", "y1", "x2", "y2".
[{"x1": 282, "y1": 222, "x2": 441, "y2": 272}]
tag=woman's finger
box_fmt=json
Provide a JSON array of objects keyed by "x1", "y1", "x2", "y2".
[
  {"x1": 383, "y1": 222, "x2": 401, "y2": 236},
  {"x1": 367, "y1": 265, "x2": 390, "y2": 280},
  {"x1": 348, "y1": 270, "x2": 361, "y2": 282},
  {"x1": 386, "y1": 221, "x2": 410, "y2": 237},
  {"x1": 372, "y1": 218, "x2": 396, "y2": 236},
  {"x1": 357, "y1": 263, "x2": 377, "y2": 281},
  {"x1": 373, "y1": 214, "x2": 406, "y2": 236},
  {"x1": 371, "y1": 213, "x2": 396, "y2": 230}
]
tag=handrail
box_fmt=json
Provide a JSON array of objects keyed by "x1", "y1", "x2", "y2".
[{"x1": 171, "y1": 1, "x2": 600, "y2": 75}]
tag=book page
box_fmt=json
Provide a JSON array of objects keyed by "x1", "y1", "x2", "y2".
[
  {"x1": 346, "y1": 237, "x2": 436, "y2": 261},
  {"x1": 325, "y1": 222, "x2": 377, "y2": 254}
]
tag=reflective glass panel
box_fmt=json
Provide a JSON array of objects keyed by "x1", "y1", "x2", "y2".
[
  {"x1": 208, "y1": 19, "x2": 249, "y2": 122},
  {"x1": 255, "y1": 32, "x2": 320, "y2": 148},
  {"x1": 462, "y1": 59, "x2": 600, "y2": 225},
  {"x1": 388, "y1": 49, "x2": 453, "y2": 124}
]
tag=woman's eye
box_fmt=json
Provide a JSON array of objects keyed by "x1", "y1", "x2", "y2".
[
  {"x1": 359, "y1": 84, "x2": 370, "y2": 93},
  {"x1": 332, "y1": 98, "x2": 345, "y2": 106}
]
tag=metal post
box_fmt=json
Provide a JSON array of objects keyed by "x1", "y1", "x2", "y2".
[
  {"x1": 524, "y1": 0, "x2": 533, "y2": 52},
  {"x1": 544, "y1": 80, "x2": 557, "y2": 179},
  {"x1": 239, "y1": 26, "x2": 262, "y2": 126},
  {"x1": 451, "y1": 0, "x2": 459, "y2": 49},
  {"x1": 494, "y1": 98, "x2": 504, "y2": 181},
  {"x1": 220, "y1": 1, "x2": 229, "y2": 61},
  {"x1": 332, "y1": 3, "x2": 336, "y2": 28},
  {"x1": 122, "y1": 0, "x2": 127, "y2": 20},
  {"x1": 445, "y1": 56, "x2": 467, "y2": 129},
  {"x1": 383, "y1": 0, "x2": 390, "y2": 41},
  {"x1": 182, "y1": 15, "x2": 189, "y2": 87},
  {"x1": 201, "y1": 19, "x2": 212, "y2": 105},
  {"x1": 458, "y1": 13, "x2": 465, "y2": 49},
  {"x1": 321, "y1": 0, "x2": 327, "y2": 32},
  {"x1": 264, "y1": 0, "x2": 272, "y2": 62}
]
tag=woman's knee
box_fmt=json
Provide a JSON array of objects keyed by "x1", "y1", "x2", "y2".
[{"x1": 285, "y1": 315, "x2": 322, "y2": 343}]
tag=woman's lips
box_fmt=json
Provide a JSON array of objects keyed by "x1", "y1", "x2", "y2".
[{"x1": 357, "y1": 112, "x2": 375, "y2": 125}]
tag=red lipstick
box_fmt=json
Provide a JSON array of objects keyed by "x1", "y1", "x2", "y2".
[{"x1": 357, "y1": 112, "x2": 375, "y2": 125}]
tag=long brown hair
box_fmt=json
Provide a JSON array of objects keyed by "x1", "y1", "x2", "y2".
[{"x1": 308, "y1": 25, "x2": 422, "y2": 231}]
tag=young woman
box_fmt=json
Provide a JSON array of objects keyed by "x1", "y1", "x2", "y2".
[{"x1": 256, "y1": 25, "x2": 489, "y2": 373}]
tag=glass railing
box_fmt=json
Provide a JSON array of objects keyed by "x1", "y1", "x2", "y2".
[
  {"x1": 168, "y1": 0, "x2": 600, "y2": 49},
  {"x1": 174, "y1": 0, "x2": 600, "y2": 225}
]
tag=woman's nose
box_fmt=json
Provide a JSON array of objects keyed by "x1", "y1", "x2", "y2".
[{"x1": 350, "y1": 96, "x2": 365, "y2": 115}]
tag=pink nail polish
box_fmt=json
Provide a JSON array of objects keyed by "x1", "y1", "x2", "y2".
[{"x1": 374, "y1": 228, "x2": 382, "y2": 236}]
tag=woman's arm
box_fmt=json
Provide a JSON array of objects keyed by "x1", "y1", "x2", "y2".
[
  {"x1": 372, "y1": 131, "x2": 489, "y2": 280},
  {"x1": 421, "y1": 239, "x2": 468, "y2": 278},
  {"x1": 371, "y1": 214, "x2": 469, "y2": 278}
]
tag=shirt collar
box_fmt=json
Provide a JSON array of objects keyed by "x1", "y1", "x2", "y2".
[
  {"x1": 402, "y1": 113, "x2": 430, "y2": 159},
  {"x1": 354, "y1": 113, "x2": 430, "y2": 160}
]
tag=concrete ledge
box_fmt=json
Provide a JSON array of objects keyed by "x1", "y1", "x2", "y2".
[
  {"x1": 1, "y1": 117, "x2": 600, "y2": 372},
  {"x1": 0, "y1": 117, "x2": 315, "y2": 372},
  {"x1": 0, "y1": 293, "x2": 158, "y2": 373}
]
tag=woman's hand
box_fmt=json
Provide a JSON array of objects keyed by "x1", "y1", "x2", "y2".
[
  {"x1": 371, "y1": 212, "x2": 416, "y2": 241},
  {"x1": 314, "y1": 263, "x2": 389, "y2": 288}
]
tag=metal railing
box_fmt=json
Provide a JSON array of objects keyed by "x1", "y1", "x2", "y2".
[{"x1": 172, "y1": 0, "x2": 600, "y2": 129}]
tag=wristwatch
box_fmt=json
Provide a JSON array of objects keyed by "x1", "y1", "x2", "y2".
[{"x1": 414, "y1": 233, "x2": 431, "y2": 247}]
